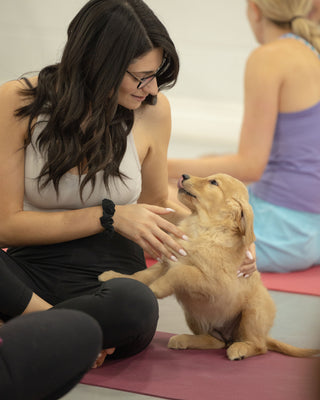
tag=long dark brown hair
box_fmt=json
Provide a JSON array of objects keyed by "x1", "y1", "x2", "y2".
[{"x1": 16, "y1": 0, "x2": 179, "y2": 197}]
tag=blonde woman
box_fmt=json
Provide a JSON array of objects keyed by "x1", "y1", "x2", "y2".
[{"x1": 169, "y1": 0, "x2": 320, "y2": 273}]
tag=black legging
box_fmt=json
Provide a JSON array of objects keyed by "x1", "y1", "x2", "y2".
[
  {"x1": 54, "y1": 277, "x2": 159, "y2": 358},
  {"x1": 0, "y1": 309, "x2": 102, "y2": 400},
  {"x1": 0, "y1": 248, "x2": 159, "y2": 359}
]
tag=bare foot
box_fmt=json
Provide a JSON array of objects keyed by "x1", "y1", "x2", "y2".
[{"x1": 92, "y1": 348, "x2": 116, "y2": 368}]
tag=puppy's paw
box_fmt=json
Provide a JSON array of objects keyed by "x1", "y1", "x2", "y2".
[
  {"x1": 226, "y1": 342, "x2": 248, "y2": 360},
  {"x1": 98, "y1": 270, "x2": 126, "y2": 282},
  {"x1": 168, "y1": 334, "x2": 190, "y2": 350},
  {"x1": 227, "y1": 342, "x2": 266, "y2": 360}
]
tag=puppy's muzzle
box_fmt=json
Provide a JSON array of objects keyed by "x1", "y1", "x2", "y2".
[{"x1": 178, "y1": 174, "x2": 196, "y2": 198}]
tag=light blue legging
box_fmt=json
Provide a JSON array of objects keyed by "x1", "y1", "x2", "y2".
[{"x1": 248, "y1": 190, "x2": 320, "y2": 273}]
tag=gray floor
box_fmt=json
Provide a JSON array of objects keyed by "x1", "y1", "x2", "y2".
[{"x1": 62, "y1": 290, "x2": 320, "y2": 400}]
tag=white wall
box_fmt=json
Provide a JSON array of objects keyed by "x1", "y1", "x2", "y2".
[
  {"x1": 0, "y1": 0, "x2": 87, "y2": 83},
  {"x1": 0, "y1": 0, "x2": 257, "y2": 156}
]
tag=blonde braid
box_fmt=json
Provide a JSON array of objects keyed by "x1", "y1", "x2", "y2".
[{"x1": 252, "y1": 0, "x2": 320, "y2": 52}]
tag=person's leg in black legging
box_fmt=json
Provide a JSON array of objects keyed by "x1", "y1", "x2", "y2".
[
  {"x1": 0, "y1": 249, "x2": 159, "y2": 362},
  {"x1": 0, "y1": 309, "x2": 102, "y2": 400},
  {"x1": 0, "y1": 249, "x2": 34, "y2": 318},
  {"x1": 54, "y1": 278, "x2": 159, "y2": 360}
]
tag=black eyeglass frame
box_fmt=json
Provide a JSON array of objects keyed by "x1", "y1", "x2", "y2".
[{"x1": 126, "y1": 57, "x2": 167, "y2": 89}]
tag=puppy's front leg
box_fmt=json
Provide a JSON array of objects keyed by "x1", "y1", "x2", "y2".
[
  {"x1": 131, "y1": 261, "x2": 169, "y2": 285},
  {"x1": 98, "y1": 261, "x2": 169, "y2": 286},
  {"x1": 149, "y1": 275, "x2": 174, "y2": 299},
  {"x1": 149, "y1": 262, "x2": 203, "y2": 299},
  {"x1": 98, "y1": 270, "x2": 129, "y2": 282},
  {"x1": 148, "y1": 262, "x2": 187, "y2": 298}
]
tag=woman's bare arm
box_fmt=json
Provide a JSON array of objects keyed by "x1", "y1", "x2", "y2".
[{"x1": 168, "y1": 46, "x2": 281, "y2": 183}]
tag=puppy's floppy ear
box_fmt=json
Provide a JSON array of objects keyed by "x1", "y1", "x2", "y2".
[{"x1": 233, "y1": 198, "x2": 256, "y2": 246}]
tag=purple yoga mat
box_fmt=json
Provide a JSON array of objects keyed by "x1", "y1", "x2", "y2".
[{"x1": 82, "y1": 331, "x2": 320, "y2": 400}]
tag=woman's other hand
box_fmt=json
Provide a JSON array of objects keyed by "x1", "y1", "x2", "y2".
[
  {"x1": 237, "y1": 243, "x2": 257, "y2": 278},
  {"x1": 113, "y1": 203, "x2": 188, "y2": 262}
]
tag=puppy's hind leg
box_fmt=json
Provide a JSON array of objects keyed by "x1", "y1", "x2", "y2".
[
  {"x1": 227, "y1": 294, "x2": 276, "y2": 360},
  {"x1": 168, "y1": 334, "x2": 225, "y2": 350}
]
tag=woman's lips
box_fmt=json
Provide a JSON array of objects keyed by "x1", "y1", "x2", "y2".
[{"x1": 132, "y1": 95, "x2": 146, "y2": 102}]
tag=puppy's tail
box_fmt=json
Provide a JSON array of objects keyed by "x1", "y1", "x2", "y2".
[{"x1": 267, "y1": 337, "x2": 320, "y2": 358}]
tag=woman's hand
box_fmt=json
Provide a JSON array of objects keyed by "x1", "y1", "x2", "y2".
[
  {"x1": 237, "y1": 243, "x2": 257, "y2": 278},
  {"x1": 113, "y1": 203, "x2": 188, "y2": 262}
]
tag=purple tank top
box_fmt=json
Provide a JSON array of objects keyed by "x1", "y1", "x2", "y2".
[{"x1": 251, "y1": 101, "x2": 320, "y2": 213}]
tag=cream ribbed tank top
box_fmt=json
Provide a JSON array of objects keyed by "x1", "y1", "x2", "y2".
[{"x1": 24, "y1": 118, "x2": 142, "y2": 211}]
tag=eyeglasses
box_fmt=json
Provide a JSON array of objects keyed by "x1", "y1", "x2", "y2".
[{"x1": 126, "y1": 58, "x2": 167, "y2": 89}]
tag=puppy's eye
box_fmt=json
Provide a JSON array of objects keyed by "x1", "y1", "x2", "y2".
[{"x1": 210, "y1": 180, "x2": 219, "y2": 186}]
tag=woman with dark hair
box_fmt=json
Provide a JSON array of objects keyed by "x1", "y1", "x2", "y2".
[
  {"x1": 0, "y1": 0, "x2": 184, "y2": 367},
  {"x1": 0, "y1": 0, "x2": 255, "y2": 373}
]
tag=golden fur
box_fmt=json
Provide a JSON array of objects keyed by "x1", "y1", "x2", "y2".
[{"x1": 99, "y1": 173, "x2": 319, "y2": 359}]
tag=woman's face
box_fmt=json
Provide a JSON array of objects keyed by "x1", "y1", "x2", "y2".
[{"x1": 118, "y1": 47, "x2": 164, "y2": 110}]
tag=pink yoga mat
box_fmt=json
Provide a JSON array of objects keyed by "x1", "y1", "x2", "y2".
[
  {"x1": 260, "y1": 265, "x2": 320, "y2": 296},
  {"x1": 146, "y1": 258, "x2": 320, "y2": 297},
  {"x1": 82, "y1": 331, "x2": 320, "y2": 400}
]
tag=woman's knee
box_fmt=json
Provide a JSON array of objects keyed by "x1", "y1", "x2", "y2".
[
  {"x1": 98, "y1": 278, "x2": 159, "y2": 339},
  {"x1": 55, "y1": 278, "x2": 159, "y2": 350},
  {"x1": 99, "y1": 279, "x2": 159, "y2": 359},
  {"x1": 101, "y1": 278, "x2": 159, "y2": 325}
]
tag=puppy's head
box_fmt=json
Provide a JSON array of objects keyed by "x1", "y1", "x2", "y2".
[{"x1": 177, "y1": 173, "x2": 255, "y2": 245}]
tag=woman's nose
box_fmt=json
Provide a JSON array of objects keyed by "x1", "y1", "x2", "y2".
[{"x1": 142, "y1": 77, "x2": 159, "y2": 96}]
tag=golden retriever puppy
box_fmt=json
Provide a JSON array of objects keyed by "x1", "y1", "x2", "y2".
[{"x1": 99, "y1": 173, "x2": 319, "y2": 360}]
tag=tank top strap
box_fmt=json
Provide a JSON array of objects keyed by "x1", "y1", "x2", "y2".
[{"x1": 281, "y1": 33, "x2": 320, "y2": 59}]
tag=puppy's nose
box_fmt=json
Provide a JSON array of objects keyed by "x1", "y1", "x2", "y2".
[{"x1": 182, "y1": 174, "x2": 190, "y2": 181}]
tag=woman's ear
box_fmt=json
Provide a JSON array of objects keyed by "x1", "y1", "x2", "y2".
[
  {"x1": 232, "y1": 198, "x2": 256, "y2": 247},
  {"x1": 248, "y1": 1, "x2": 263, "y2": 22}
]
